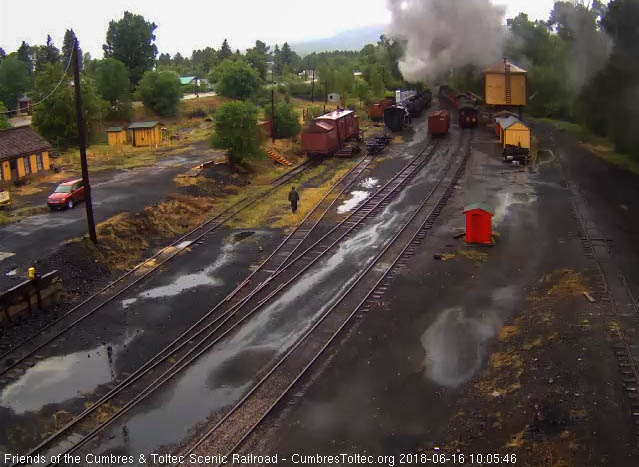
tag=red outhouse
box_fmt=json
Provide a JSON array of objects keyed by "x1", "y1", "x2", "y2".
[{"x1": 463, "y1": 203, "x2": 494, "y2": 244}]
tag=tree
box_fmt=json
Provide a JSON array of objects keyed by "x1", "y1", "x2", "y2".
[
  {"x1": 352, "y1": 78, "x2": 371, "y2": 105},
  {"x1": 246, "y1": 40, "x2": 270, "y2": 80},
  {"x1": 103, "y1": 11, "x2": 158, "y2": 86},
  {"x1": 34, "y1": 35, "x2": 61, "y2": 74},
  {"x1": 272, "y1": 44, "x2": 281, "y2": 76},
  {"x1": 0, "y1": 102, "x2": 9, "y2": 129},
  {"x1": 135, "y1": 70, "x2": 182, "y2": 116},
  {"x1": 191, "y1": 47, "x2": 218, "y2": 76},
  {"x1": 0, "y1": 56, "x2": 32, "y2": 113},
  {"x1": 218, "y1": 39, "x2": 233, "y2": 62},
  {"x1": 17, "y1": 41, "x2": 33, "y2": 76},
  {"x1": 211, "y1": 101, "x2": 262, "y2": 164},
  {"x1": 96, "y1": 58, "x2": 131, "y2": 118},
  {"x1": 62, "y1": 29, "x2": 81, "y2": 69},
  {"x1": 157, "y1": 53, "x2": 172, "y2": 67},
  {"x1": 265, "y1": 102, "x2": 301, "y2": 138},
  {"x1": 31, "y1": 63, "x2": 106, "y2": 147},
  {"x1": 210, "y1": 58, "x2": 260, "y2": 100}
]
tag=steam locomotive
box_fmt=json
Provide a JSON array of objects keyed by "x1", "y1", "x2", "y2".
[{"x1": 383, "y1": 89, "x2": 433, "y2": 132}]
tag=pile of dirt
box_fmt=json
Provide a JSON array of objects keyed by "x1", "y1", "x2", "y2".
[{"x1": 176, "y1": 164, "x2": 249, "y2": 198}]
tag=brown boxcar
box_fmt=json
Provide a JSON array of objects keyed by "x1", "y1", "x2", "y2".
[
  {"x1": 315, "y1": 109, "x2": 359, "y2": 146},
  {"x1": 368, "y1": 98, "x2": 393, "y2": 120},
  {"x1": 301, "y1": 121, "x2": 339, "y2": 156},
  {"x1": 428, "y1": 110, "x2": 450, "y2": 136}
]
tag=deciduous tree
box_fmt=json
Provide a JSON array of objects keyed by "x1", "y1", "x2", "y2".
[
  {"x1": 210, "y1": 58, "x2": 260, "y2": 100},
  {"x1": 103, "y1": 11, "x2": 158, "y2": 86},
  {"x1": 0, "y1": 56, "x2": 32, "y2": 113},
  {"x1": 135, "y1": 70, "x2": 182, "y2": 116},
  {"x1": 95, "y1": 58, "x2": 131, "y2": 118},
  {"x1": 211, "y1": 101, "x2": 262, "y2": 164}
]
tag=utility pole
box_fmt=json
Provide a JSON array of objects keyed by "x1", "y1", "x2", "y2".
[
  {"x1": 271, "y1": 68, "x2": 275, "y2": 143},
  {"x1": 72, "y1": 39, "x2": 97, "y2": 244},
  {"x1": 311, "y1": 69, "x2": 315, "y2": 103}
]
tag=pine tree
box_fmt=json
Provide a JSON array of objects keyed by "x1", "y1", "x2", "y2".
[
  {"x1": 218, "y1": 39, "x2": 232, "y2": 62},
  {"x1": 62, "y1": 29, "x2": 81, "y2": 69}
]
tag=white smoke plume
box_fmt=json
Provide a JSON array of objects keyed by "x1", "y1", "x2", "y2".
[{"x1": 387, "y1": 0, "x2": 506, "y2": 81}]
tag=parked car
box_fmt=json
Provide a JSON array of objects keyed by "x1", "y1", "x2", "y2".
[{"x1": 47, "y1": 179, "x2": 85, "y2": 210}]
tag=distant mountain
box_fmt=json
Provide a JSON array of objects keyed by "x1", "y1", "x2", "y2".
[{"x1": 290, "y1": 25, "x2": 387, "y2": 55}]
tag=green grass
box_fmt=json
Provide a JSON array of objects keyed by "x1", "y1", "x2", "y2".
[
  {"x1": 537, "y1": 117, "x2": 639, "y2": 175},
  {"x1": 0, "y1": 210, "x2": 13, "y2": 226}
]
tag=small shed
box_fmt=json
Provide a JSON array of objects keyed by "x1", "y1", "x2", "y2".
[
  {"x1": 301, "y1": 121, "x2": 338, "y2": 156},
  {"x1": 0, "y1": 126, "x2": 52, "y2": 183},
  {"x1": 464, "y1": 203, "x2": 493, "y2": 245},
  {"x1": 128, "y1": 121, "x2": 163, "y2": 147},
  {"x1": 501, "y1": 117, "x2": 530, "y2": 150},
  {"x1": 106, "y1": 126, "x2": 127, "y2": 147}
]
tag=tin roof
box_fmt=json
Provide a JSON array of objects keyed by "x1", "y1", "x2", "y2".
[
  {"x1": 316, "y1": 109, "x2": 355, "y2": 121},
  {"x1": 484, "y1": 59, "x2": 527, "y2": 74},
  {"x1": 305, "y1": 121, "x2": 335, "y2": 133},
  {"x1": 128, "y1": 121, "x2": 160, "y2": 129},
  {"x1": 180, "y1": 76, "x2": 196, "y2": 85},
  {"x1": 0, "y1": 126, "x2": 52, "y2": 162},
  {"x1": 501, "y1": 116, "x2": 528, "y2": 130},
  {"x1": 464, "y1": 202, "x2": 494, "y2": 214},
  {"x1": 106, "y1": 126, "x2": 124, "y2": 132}
]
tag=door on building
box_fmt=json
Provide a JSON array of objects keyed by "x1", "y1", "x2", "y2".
[{"x1": 9, "y1": 159, "x2": 18, "y2": 180}]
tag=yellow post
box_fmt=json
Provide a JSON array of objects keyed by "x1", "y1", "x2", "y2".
[{"x1": 28, "y1": 267, "x2": 36, "y2": 280}]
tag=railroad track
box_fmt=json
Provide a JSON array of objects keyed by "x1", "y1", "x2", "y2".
[
  {"x1": 178, "y1": 130, "x2": 473, "y2": 466},
  {"x1": 17, "y1": 136, "x2": 444, "y2": 465},
  {"x1": 557, "y1": 152, "x2": 639, "y2": 435},
  {"x1": 0, "y1": 158, "x2": 319, "y2": 377}
]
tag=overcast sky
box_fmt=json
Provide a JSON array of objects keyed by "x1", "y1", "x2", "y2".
[{"x1": 0, "y1": 0, "x2": 556, "y2": 57}]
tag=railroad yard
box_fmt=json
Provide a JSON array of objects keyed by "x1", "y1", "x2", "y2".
[
  {"x1": 2, "y1": 1, "x2": 639, "y2": 466},
  {"x1": 1, "y1": 94, "x2": 638, "y2": 466}
]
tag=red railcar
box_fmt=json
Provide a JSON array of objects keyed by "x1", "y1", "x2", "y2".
[
  {"x1": 428, "y1": 110, "x2": 450, "y2": 136},
  {"x1": 300, "y1": 121, "x2": 339, "y2": 156},
  {"x1": 302, "y1": 109, "x2": 360, "y2": 156},
  {"x1": 368, "y1": 98, "x2": 393, "y2": 120}
]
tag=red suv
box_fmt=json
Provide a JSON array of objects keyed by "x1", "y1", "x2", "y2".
[{"x1": 47, "y1": 179, "x2": 85, "y2": 210}]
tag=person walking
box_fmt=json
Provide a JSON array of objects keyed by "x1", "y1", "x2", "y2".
[{"x1": 288, "y1": 186, "x2": 300, "y2": 213}]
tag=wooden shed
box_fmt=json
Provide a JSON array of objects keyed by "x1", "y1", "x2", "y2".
[
  {"x1": 128, "y1": 121, "x2": 163, "y2": 147},
  {"x1": 501, "y1": 117, "x2": 531, "y2": 150},
  {"x1": 106, "y1": 126, "x2": 127, "y2": 147},
  {"x1": 484, "y1": 59, "x2": 527, "y2": 107},
  {"x1": 0, "y1": 126, "x2": 52, "y2": 184}
]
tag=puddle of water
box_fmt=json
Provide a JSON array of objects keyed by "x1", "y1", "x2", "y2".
[
  {"x1": 421, "y1": 287, "x2": 517, "y2": 387},
  {"x1": 0, "y1": 332, "x2": 137, "y2": 414},
  {"x1": 492, "y1": 190, "x2": 537, "y2": 226},
  {"x1": 337, "y1": 191, "x2": 369, "y2": 214},
  {"x1": 122, "y1": 241, "x2": 236, "y2": 308},
  {"x1": 233, "y1": 231, "x2": 255, "y2": 242},
  {"x1": 175, "y1": 240, "x2": 193, "y2": 250},
  {"x1": 79, "y1": 166, "x2": 439, "y2": 456},
  {"x1": 360, "y1": 177, "x2": 379, "y2": 189}
]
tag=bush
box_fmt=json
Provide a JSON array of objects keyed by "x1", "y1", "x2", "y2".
[
  {"x1": 135, "y1": 70, "x2": 182, "y2": 117},
  {"x1": 211, "y1": 101, "x2": 263, "y2": 164},
  {"x1": 264, "y1": 102, "x2": 301, "y2": 138}
]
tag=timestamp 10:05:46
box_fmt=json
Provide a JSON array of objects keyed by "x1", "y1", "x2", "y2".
[{"x1": 400, "y1": 452, "x2": 518, "y2": 464}]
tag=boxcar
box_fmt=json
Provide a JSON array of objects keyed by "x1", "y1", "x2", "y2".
[
  {"x1": 368, "y1": 98, "x2": 394, "y2": 120},
  {"x1": 315, "y1": 109, "x2": 360, "y2": 146},
  {"x1": 428, "y1": 110, "x2": 450, "y2": 136},
  {"x1": 301, "y1": 121, "x2": 339, "y2": 156}
]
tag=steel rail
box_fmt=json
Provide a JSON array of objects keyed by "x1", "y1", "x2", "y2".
[
  {"x1": 180, "y1": 130, "x2": 473, "y2": 465},
  {"x1": 0, "y1": 159, "x2": 318, "y2": 375},
  {"x1": 13, "y1": 145, "x2": 384, "y2": 463},
  {"x1": 28, "y1": 138, "x2": 442, "y2": 465}
]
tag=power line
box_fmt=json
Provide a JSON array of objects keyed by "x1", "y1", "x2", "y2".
[{"x1": 0, "y1": 39, "x2": 76, "y2": 116}]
